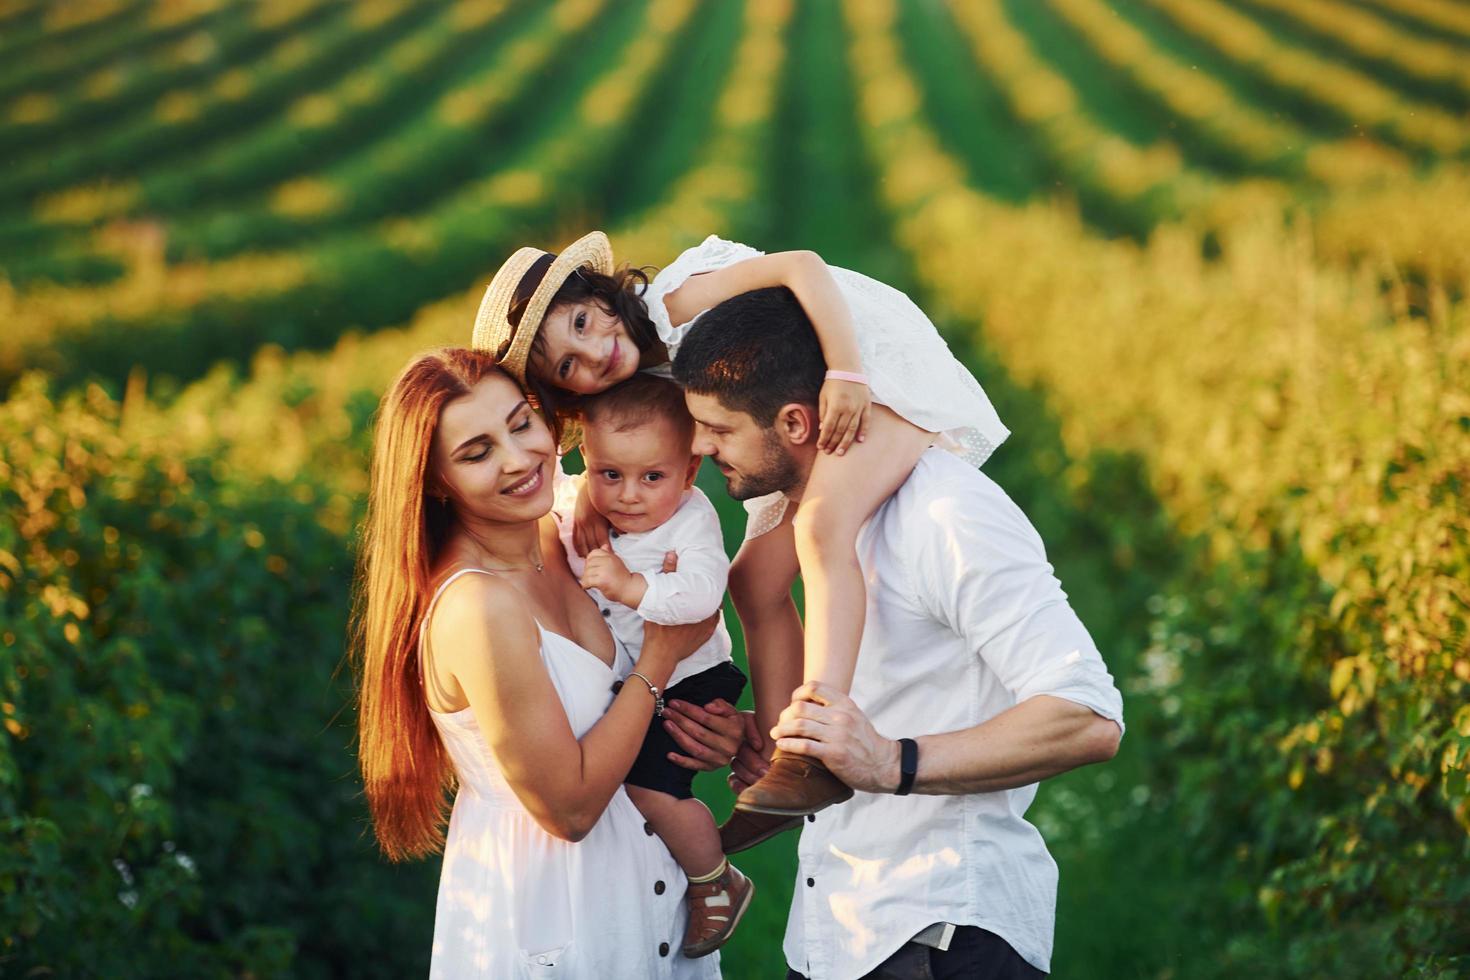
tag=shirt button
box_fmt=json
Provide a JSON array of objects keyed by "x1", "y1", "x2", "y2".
[
  {"x1": 644, "y1": 822, "x2": 655, "y2": 836},
  {"x1": 806, "y1": 877, "x2": 815, "y2": 888},
  {"x1": 654, "y1": 880, "x2": 666, "y2": 895},
  {"x1": 807, "y1": 814, "x2": 816, "y2": 823},
  {"x1": 601, "y1": 607, "x2": 611, "y2": 617},
  {"x1": 658, "y1": 942, "x2": 670, "y2": 957},
  {"x1": 536, "y1": 955, "x2": 548, "y2": 965}
]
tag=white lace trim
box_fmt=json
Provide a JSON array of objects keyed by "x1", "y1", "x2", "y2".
[
  {"x1": 644, "y1": 235, "x2": 765, "y2": 361},
  {"x1": 741, "y1": 492, "x2": 789, "y2": 542}
]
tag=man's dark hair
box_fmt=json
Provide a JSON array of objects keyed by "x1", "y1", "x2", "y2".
[
  {"x1": 580, "y1": 372, "x2": 694, "y2": 446},
  {"x1": 672, "y1": 287, "x2": 826, "y2": 425}
]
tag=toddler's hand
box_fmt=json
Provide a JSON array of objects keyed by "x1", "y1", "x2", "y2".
[
  {"x1": 572, "y1": 481, "x2": 612, "y2": 557},
  {"x1": 581, "y1": 547, "x2": 633, "y2": 603},
  {"x1": 818, "y1": 377, "x2": 870, "y2": 455}
]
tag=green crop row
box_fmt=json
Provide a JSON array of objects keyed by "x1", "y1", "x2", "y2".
[
  {"x1": 0, "y1": 0, "x2": 159, "y2": 101},
  {"x1": 1232, "y1": 0, "x2": 1470, "y2": 111},
  {"x1": 49, "y1": 0, "x2": 532, "y2": 228},
  {"x1": 159, "y1": 0, "x2": 630, "y2": 261},
  {"x1": 0, "y1": 0, "x2": 535, "y2": 274},
  {"x1": 891, "y1": 0, "x2": 1050, "y2": 204},
  {"x1": 0, "y1": 0, "x2": 336, "y2": 160},
  {"x1": 1048, "y1": 0, "x2": 1411, "y2": 185},
  {"x1": 0, "y1": 0, "x2": 627, "y2": 274},
  {"x1": 946, "y1": 0, "x2": 1219, "y2": 237},
  {"x1": 1142, "y1": 0, "x2": 1470, "y2": 158},
  {"x1": 1360, "y1": 0, "x2": 1470, "y2": 40},
  {"x1": 0, "y1": 0, "x2": 530, "y2": 237},
  {"x1": 0, "y1": 0, "x2": 443, "y2": 207},
  {"x1": 0, "y1": 0, "x2": 43, "y2": 35}
]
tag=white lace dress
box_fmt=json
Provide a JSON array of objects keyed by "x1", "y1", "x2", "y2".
[
  {"x1": 641, "y1": 235, "x2": 1010, "y2": 538},
  {"x1": 423, "y1": 568, "x2": 721, "y2": 980}
]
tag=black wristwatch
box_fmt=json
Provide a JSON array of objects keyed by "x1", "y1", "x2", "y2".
[{"x1": 894, "y1": 737, "x2": 918, "y2": 796}]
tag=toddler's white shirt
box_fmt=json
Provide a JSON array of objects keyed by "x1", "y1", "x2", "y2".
[{"x1": 554, "y1": 475, "x2": 734, "y2": 689}]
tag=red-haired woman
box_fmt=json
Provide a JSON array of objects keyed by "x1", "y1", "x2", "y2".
[{"x1": 351, "y1": 348, "x2": 736, "y2": 978}]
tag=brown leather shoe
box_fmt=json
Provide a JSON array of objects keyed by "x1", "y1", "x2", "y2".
[
  {"x1": 718, "y1": 808, "x2": 803, "y2": 855},
  {"x1": 732, "y1": 749, "x2": 854, "y2": 817},
  {"x1": 681, "y1": 862, "x2": 755, "y2": 959}
]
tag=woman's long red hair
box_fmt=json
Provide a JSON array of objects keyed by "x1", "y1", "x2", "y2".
[{"x1": 351, "y1": 346, "x2": 508, "y2": 861}]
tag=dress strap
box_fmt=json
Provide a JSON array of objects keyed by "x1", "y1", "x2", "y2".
[
  {"x1": 421, "y1": 567, "x2": 498, "y2": 640},
  {"x1": 419, "y1": 567, "x2": 499, "y2": 710}
]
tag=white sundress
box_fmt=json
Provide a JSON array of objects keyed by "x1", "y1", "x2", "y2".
[
  {"x1": 641, "y1": 235, "x2": 1010, "y2": 538},
  {"x1": 422, "y1": 568, "x2": 721, "y2": 980}
]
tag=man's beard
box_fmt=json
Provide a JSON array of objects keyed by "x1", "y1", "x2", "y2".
[{"x1": 720, "y1": 429, "x2": 801, "y2": 501}]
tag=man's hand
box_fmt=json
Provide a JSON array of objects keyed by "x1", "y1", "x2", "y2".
[
  {"x1": 661, "y1": 698, "x2": 758, "y2": 773},
  {"x1": 771, "y1": 681, "x2": 901, "y2": 794},
  {"x1": 581, "y1": 547, "x2": 640, "y2": 606}
]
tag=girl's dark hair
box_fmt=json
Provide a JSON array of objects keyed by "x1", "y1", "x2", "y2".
[{"x1": 524, "y1": 264, "x2": 658, "y2": 447}]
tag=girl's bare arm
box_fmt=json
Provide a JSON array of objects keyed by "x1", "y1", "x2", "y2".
[
  {"x1": 663, "y1": 251, "x2": 870, "y2": 452},
  {"x1": 663, "y1": 251, "x2": 861, "y2": 372}
]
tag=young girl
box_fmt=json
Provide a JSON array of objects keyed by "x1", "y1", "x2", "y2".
[{"x1": 472, "y1": 231, "x2": 1008, "y2": 831}]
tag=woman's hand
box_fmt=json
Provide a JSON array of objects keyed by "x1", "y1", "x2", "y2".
[
  {"x1": 727, "y1": 712, "x2": 770, "y2": 793},
  {"x1": 572, "y1": 479, "x2": 612, "y2": 557},
  {"x1": 661, "y1": 699, "x2": 759, "y2": 772},
  {"x1": 637, "y1": 613, "x2": 719, "y2": 683},
  {"x1": 818, "y1": 377, "x2": 871, "y2": 455}
]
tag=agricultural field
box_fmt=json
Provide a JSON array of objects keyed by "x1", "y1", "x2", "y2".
[{"x1": 1, "y1": 0, "x2": 1466, "y2": 976}]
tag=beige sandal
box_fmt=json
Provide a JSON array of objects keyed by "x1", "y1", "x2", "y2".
[{"x1": 680, "y1": 862, "x2": 755, "y2": 959}]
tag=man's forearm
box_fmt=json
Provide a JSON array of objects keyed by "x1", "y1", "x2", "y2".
[{"x1": 904, "y1": 695, "x2": 1122, "y2": 796}]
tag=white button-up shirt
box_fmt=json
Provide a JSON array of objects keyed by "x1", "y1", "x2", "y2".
[
  {"x1": 784, "y1": 450, "x2": 1125, "y2": 979},
  {"x1": 555, "y1": 478, "x2": 733, "y2": 687}
]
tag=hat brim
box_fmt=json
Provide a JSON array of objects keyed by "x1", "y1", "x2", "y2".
[{"x1": 472, "y1": 230, "x2": 616, "y2": 385}]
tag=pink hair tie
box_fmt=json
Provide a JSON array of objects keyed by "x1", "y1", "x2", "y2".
[{"x1": 825, "y1": 370, "x2": 869, "y2": 386}]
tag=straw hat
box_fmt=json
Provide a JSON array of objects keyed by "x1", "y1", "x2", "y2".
[{"x1": 472, "y1": 230, "x2": 616, "y2": 384}]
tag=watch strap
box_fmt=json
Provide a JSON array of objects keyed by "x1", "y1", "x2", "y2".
[{"x1": 895, "y1": 737, "x2": 918, "y2": 796}]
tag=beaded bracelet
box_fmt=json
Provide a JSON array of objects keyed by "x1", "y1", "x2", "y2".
[{"x1": 624, "y1": 671, "x2": 665, "y2": 717}]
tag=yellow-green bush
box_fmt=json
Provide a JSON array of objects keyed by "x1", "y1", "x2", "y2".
[{"x1": 0, "y1": 375, "x2": 437, "y2": 976}]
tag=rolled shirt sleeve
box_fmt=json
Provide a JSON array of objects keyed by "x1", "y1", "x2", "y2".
[{"x1": 914, "y1": 478, "x2": 1125, "y2": 733}]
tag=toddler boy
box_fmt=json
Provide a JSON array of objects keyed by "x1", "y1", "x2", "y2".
[{"x1": 554, "y1": 374, "x2": 753, "y2": 960}]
